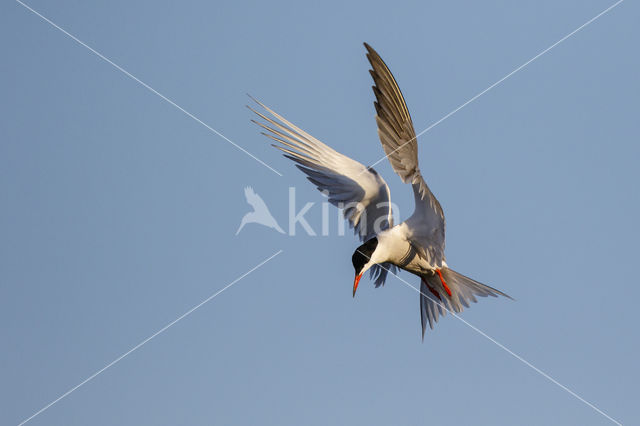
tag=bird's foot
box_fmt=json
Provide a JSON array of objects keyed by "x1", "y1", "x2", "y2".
[{"x1": 436, "y1": 269, "x2": 452, "y2": 297}]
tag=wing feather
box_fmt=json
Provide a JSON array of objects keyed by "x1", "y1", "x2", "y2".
[
  {"x1": 249, "y1": 97, "x2": 393, "y2": 244},
  {"x1": 365, "y1": 43, "x2": 446, "y2": 263}
]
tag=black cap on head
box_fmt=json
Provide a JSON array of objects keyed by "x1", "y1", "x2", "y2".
[{"x1": 352, "y1": 238, "x2": 378, "y2": 275}]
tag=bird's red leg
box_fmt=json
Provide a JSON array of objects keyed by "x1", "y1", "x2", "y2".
[
  {"x1": 436, "y1": 269, "x2": 452, "y2": 297},
  {"x1": 427, "y1": 285, "x2": 441, "y2": 301}
]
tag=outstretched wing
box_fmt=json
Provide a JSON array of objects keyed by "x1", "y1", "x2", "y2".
[
  {"x1": 249, "y1": 97, "x2": 393, "y2": 243},
  {"x1": 365, "y1": 42, "x2": 446, "y2": 260}
]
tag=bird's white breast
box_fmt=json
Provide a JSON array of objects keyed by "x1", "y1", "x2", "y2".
[{"x1": 376, "y1": 224, "x2": 437, "y2": 275}]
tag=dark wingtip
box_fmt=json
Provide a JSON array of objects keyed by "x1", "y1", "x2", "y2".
[
  {"x1": 495, "y1": 288, "x2": 516, "y2": 301},
  {"x1": 363, "y1": 42, "x2": 377, "y2": 58},
  {"x1": 246, "y1": 94, "x2": 263, "y2": 108}
]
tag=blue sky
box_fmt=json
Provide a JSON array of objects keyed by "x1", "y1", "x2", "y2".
[{"x1": 2, "y1": 1, "x2": 638, "y2": 425}]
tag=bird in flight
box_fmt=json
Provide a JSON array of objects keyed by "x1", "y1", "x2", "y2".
[
  {"x1": 236, "y1": 186, "x2": 285, "y2": 235},
  {"x1": 250, "y1": 43, "x2": 511, "y2": 337}
]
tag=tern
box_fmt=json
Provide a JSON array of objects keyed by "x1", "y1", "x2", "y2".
[{"x1": 250, "y1": 43, "x2": 512, "y2": 336}]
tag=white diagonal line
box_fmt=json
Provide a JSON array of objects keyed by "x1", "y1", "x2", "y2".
[
  {"x1": 15, "y1": 0, "x2": 283, "y2": 177},
  {"x1": 366, "y1": 0, "x2": 624, "y2": 172},
  {"x1": 17, "y1": 249, "x2": 283, "y2": 426},
  {"x1": 366, "y1": 258, "x2": 622, "y2": 425}
]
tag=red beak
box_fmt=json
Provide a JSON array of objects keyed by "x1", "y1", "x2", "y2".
[{"x1": 353, "y1": 273, "x2": 363, "y2": 298}]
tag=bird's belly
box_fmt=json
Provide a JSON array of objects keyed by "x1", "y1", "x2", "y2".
[
  {"x1": 398, "y1": 255, "x2": 433, "y2": 276},
  {"x1": 379, "y1": 227, "x2": 439, "y2": 276},
  {"x1": 387, "y1": 243, "x2": 433, "y2": 276}
]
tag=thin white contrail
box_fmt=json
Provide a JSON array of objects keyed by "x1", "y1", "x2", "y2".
[
  {"x1": 366, "y1": 0, "x2": 624, "y2": 171},
  {"x1": 17, "y1": 250, "x2": 284, "y2": 426},
  {"x1": 366, "y1": 258, "x2": 622, "y2": 425},
  {"x1": 15, "y1": 0, "x2": 283, "y2": 177}
]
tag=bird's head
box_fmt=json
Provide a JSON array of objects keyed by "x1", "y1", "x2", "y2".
[{"x1": 351, "y1": 237, "x2": 379, "y2": 297}]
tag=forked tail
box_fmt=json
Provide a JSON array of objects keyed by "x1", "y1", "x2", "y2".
[{"x1": 420, "y1": 267, "x2": 512, "y2": 338}]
